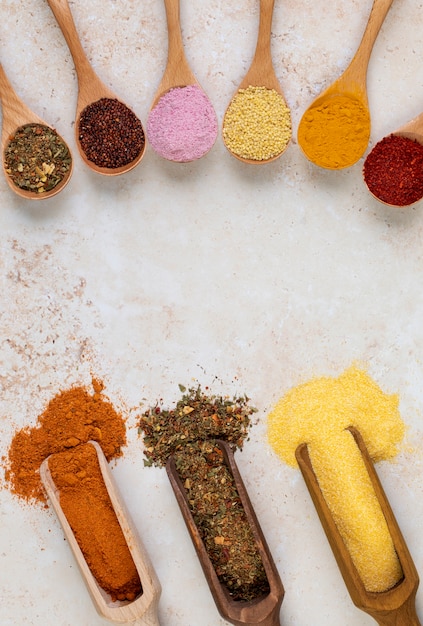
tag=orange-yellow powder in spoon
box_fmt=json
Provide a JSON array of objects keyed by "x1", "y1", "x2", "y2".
[{"x1": 267, "y1": 365, "x2": 405, "y2": 592}]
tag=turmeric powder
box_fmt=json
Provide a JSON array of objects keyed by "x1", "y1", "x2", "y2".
[
  {"x1": 297, "y1": 94, "x2": 370, "y2": 169},
  {"x1": 267, "y1": 365, "x2": 405, "y2": 592}
]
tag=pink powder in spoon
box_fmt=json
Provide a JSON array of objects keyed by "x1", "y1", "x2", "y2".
[{"x1": 147, "y1": 85, "x2": 218, "y2": 162}]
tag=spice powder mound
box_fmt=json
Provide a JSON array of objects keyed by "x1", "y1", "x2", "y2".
[
  {"x1": 267, "y1": 365, "x2": 405, "y2": 593},
  {"x1": 48, "y1": 443, "x2": 142, "y2": 602},
  {"x1": 4, "y1": 378, "x2": 127, "y2": 505},
  {"x1": 138, "y1": 385, "x2": 269, "y2": 601}
]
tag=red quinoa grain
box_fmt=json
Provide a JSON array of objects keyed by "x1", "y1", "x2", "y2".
[{"x1": 78, "y1": 98, "x2": 145, "y2": 168}]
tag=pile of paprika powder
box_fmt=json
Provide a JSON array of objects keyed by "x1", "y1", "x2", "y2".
[{"x1": 4, "y1": 379, "x2": 141, "y2": 602}]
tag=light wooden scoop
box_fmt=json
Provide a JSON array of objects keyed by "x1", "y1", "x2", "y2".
[
  {"x1": 0, "y1": 62, "x2": 73, "y2": 200},
  {"x1": 166, "y1": 440, "x2": 284, "y2": 626},
  {"x1": 298, "y1": 0, "x2": 394, "y2": 167},
  {"x1": 150, "y1": 0, "x2": 204, "y2": 109},
  {"x1": 296, "y1": 428, "x2": 421, "y2": 626},
  {"x1": 223, "y1": 0, "x2": 291, "y2": 164},
  {"x1": 40, "y1": 441, "x2": 161, "y2": 625},
  {"x1": 45, "y1": 0, "x2": 145, "y2": 175}
]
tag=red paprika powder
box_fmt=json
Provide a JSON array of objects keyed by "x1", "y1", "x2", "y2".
[{"x1": 363, "y1": 134, "x2": 423, "y2": 207}]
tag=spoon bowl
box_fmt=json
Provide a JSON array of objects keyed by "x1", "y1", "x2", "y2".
[
  {"x1": 363, "y1": 111, "x2": 423, "y2": 207},
  {"x1": 46, "y1": 0, "x2": 145, "y2": 175},
  {"x1": 166, "y1": 440, "x2": 284, "y2": 626},
  {"x1": 297, "y1": 0, "x2": 394, "y2": 169},
  {"x1": 40, "y1": 441, "x2": 161, "y2": 625},
  {"x1": 296, "y1": 428, "x2": 421, "y2": 626},
  {"x1": 0, "y1": 63, "x2": 73, "y2": 200},
  {"x1": 223, "y1": 0, "x2": 291, "y2": 164},
  {"x1": 147, "y1": 0, "x2": 217, "y2": 162}
]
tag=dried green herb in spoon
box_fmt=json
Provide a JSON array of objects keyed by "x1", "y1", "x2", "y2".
[{"x1": 4, "y1": 123, "x2": 72, "y2": 193}]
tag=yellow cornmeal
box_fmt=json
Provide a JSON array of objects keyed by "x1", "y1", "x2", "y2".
[
  {"x1": 222, "y1": 86, "x2": 291, "y2": 161},
  {"x1": 267, "y1": 365, "x2": 405, "y2": 592}
]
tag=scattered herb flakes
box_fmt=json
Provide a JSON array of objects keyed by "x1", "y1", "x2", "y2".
[
  {"x1": 4, "y1": 123, "x2": 72, "y2": 193},
  {"x1": 174, "y1": 440, "x2": 270, "y2": 601},
  {"x1": 138, "y1": 385, "x2": 268, "y2": 602},
  {"x1": 138, "y1": 385, "x2": 257, "y2": 467}
]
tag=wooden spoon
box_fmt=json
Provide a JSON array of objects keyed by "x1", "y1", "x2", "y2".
[
  {"x1": 222, "y1": 0, "x2": 291, "y2": 164},
  {"x1": 296, "y1": 428, "x2": 421, "y2": 626},
  {"x1": 45, "y1": 0, "x2": 146, "y2": 175},
  {"x1": 166, "y1": 440, "x2": 284, "y2": 626},
  {"x1": 0, "y1": 62, "x2": 73, "y2": 200},
  {"x1": 150, "y1": 0, "x2": 202, "y2": 109},
  {"x1": 297, "y1": 0, "x2": 394, "y2": 168},
  {"x1": 40, "y1": 441, "x2": 161, "y2": 625},
  {"x1": 362, "y1": 111, "x2": 423, "y2": 207}
]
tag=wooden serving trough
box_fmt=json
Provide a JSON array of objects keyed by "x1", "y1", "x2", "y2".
[
  {"x1": 296, "y1": 428, "x2": 421, "y2": 626},
  {"x1": 40, "y1": 441, "x2": 161, "y2": 625},
  {"x1": 166, "y1": 440, "x2": 284, "y2": 626}
]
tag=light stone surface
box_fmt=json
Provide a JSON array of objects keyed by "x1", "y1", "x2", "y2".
[{"x1": 1, "y1": 1, "x2": 423, "y2": 625}]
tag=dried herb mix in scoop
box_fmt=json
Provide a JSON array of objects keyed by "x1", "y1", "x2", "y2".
[
  {"x1": 4, "y1": 123, "x2": 72, "y2": 193},
  {"x1": 138, "y1": 385, "x2": 267, "y2": 601},
  {"x1": 138, "y1": 385, "x2": 256, "y2": 467}
]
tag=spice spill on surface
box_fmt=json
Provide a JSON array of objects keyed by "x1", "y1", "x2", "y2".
[
  {"x1": 4, "y1": 123, "x2": 72, "y2": 193},
  {"x1": 4, "y1": 378, "x2": 127, "y2": 504},
  {"x1": 48, "y1": 442, "x2": 142, "y2": 602},
  {"x1": 138, "y1": 384, "x2": 269, "y2": 601},
  {"x1": 267, "y1": 365, "x2": 405, "y2": 592}
]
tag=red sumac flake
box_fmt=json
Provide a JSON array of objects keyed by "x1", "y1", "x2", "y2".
[{"x1": 363, "y1": 134, "x2": 423, "y2": 207}]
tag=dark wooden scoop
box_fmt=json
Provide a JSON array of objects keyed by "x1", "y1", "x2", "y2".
[
  {"x1": 296, "y1": 428, "x2": 421, "y2": 626},
  {"x1": 166, "y1": 440, "x2": 284, "y2": 626}
]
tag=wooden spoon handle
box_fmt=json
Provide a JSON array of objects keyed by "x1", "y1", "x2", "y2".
[
  {"x1": 162, "y1": 0, "x2": 196, "y2": 86},
  {"x1": 350, "y1": 0, "x2": 394, "y2": 74},
  {"x1": 46, "y1": 0, "x2": 99, "y2": 85},
  {"x1": 0, "y1": 63, "x2": 42, "y2": 136},
  {"x1": 255, "y1": 0, "x2": 275, "y2": 64}
]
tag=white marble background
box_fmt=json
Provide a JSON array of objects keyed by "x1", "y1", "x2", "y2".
[{"x1": 1, "y1": 1, "x2": 423, "y2": 625}]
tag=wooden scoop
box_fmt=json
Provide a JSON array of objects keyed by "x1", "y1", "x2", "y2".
[
  {"x1": 166, "y1": 440, "x2": 284, "y2": 626},
  {"x1": 295, "y1": 428, "x2": 421, "y2": 626},
  {"x1": 0, "y1": 62, "x2": 73, "y2": 200},
  {"x1": 223, "y1": 0, "x2": 291, "y2": 164},
  {"x1": 297, "y1": 0, "x2": 394, "y2": 168},
  {"x1": 150, "y1": 0, "x2": 204, "y2": 109},
  {"x1": 40, "y1": 441, "x2": 161, "y2": 625},
  {"x1": 45, "y1": 0, "x2": 146, "y2": 175}
]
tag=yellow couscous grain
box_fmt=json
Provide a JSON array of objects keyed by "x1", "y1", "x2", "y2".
[
  {"x1": 267, "y1": 365, "x2": 405, "y2": 592},
  {"x1": 222, "y1": 85, "x2": 291, "y2": 161}
]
